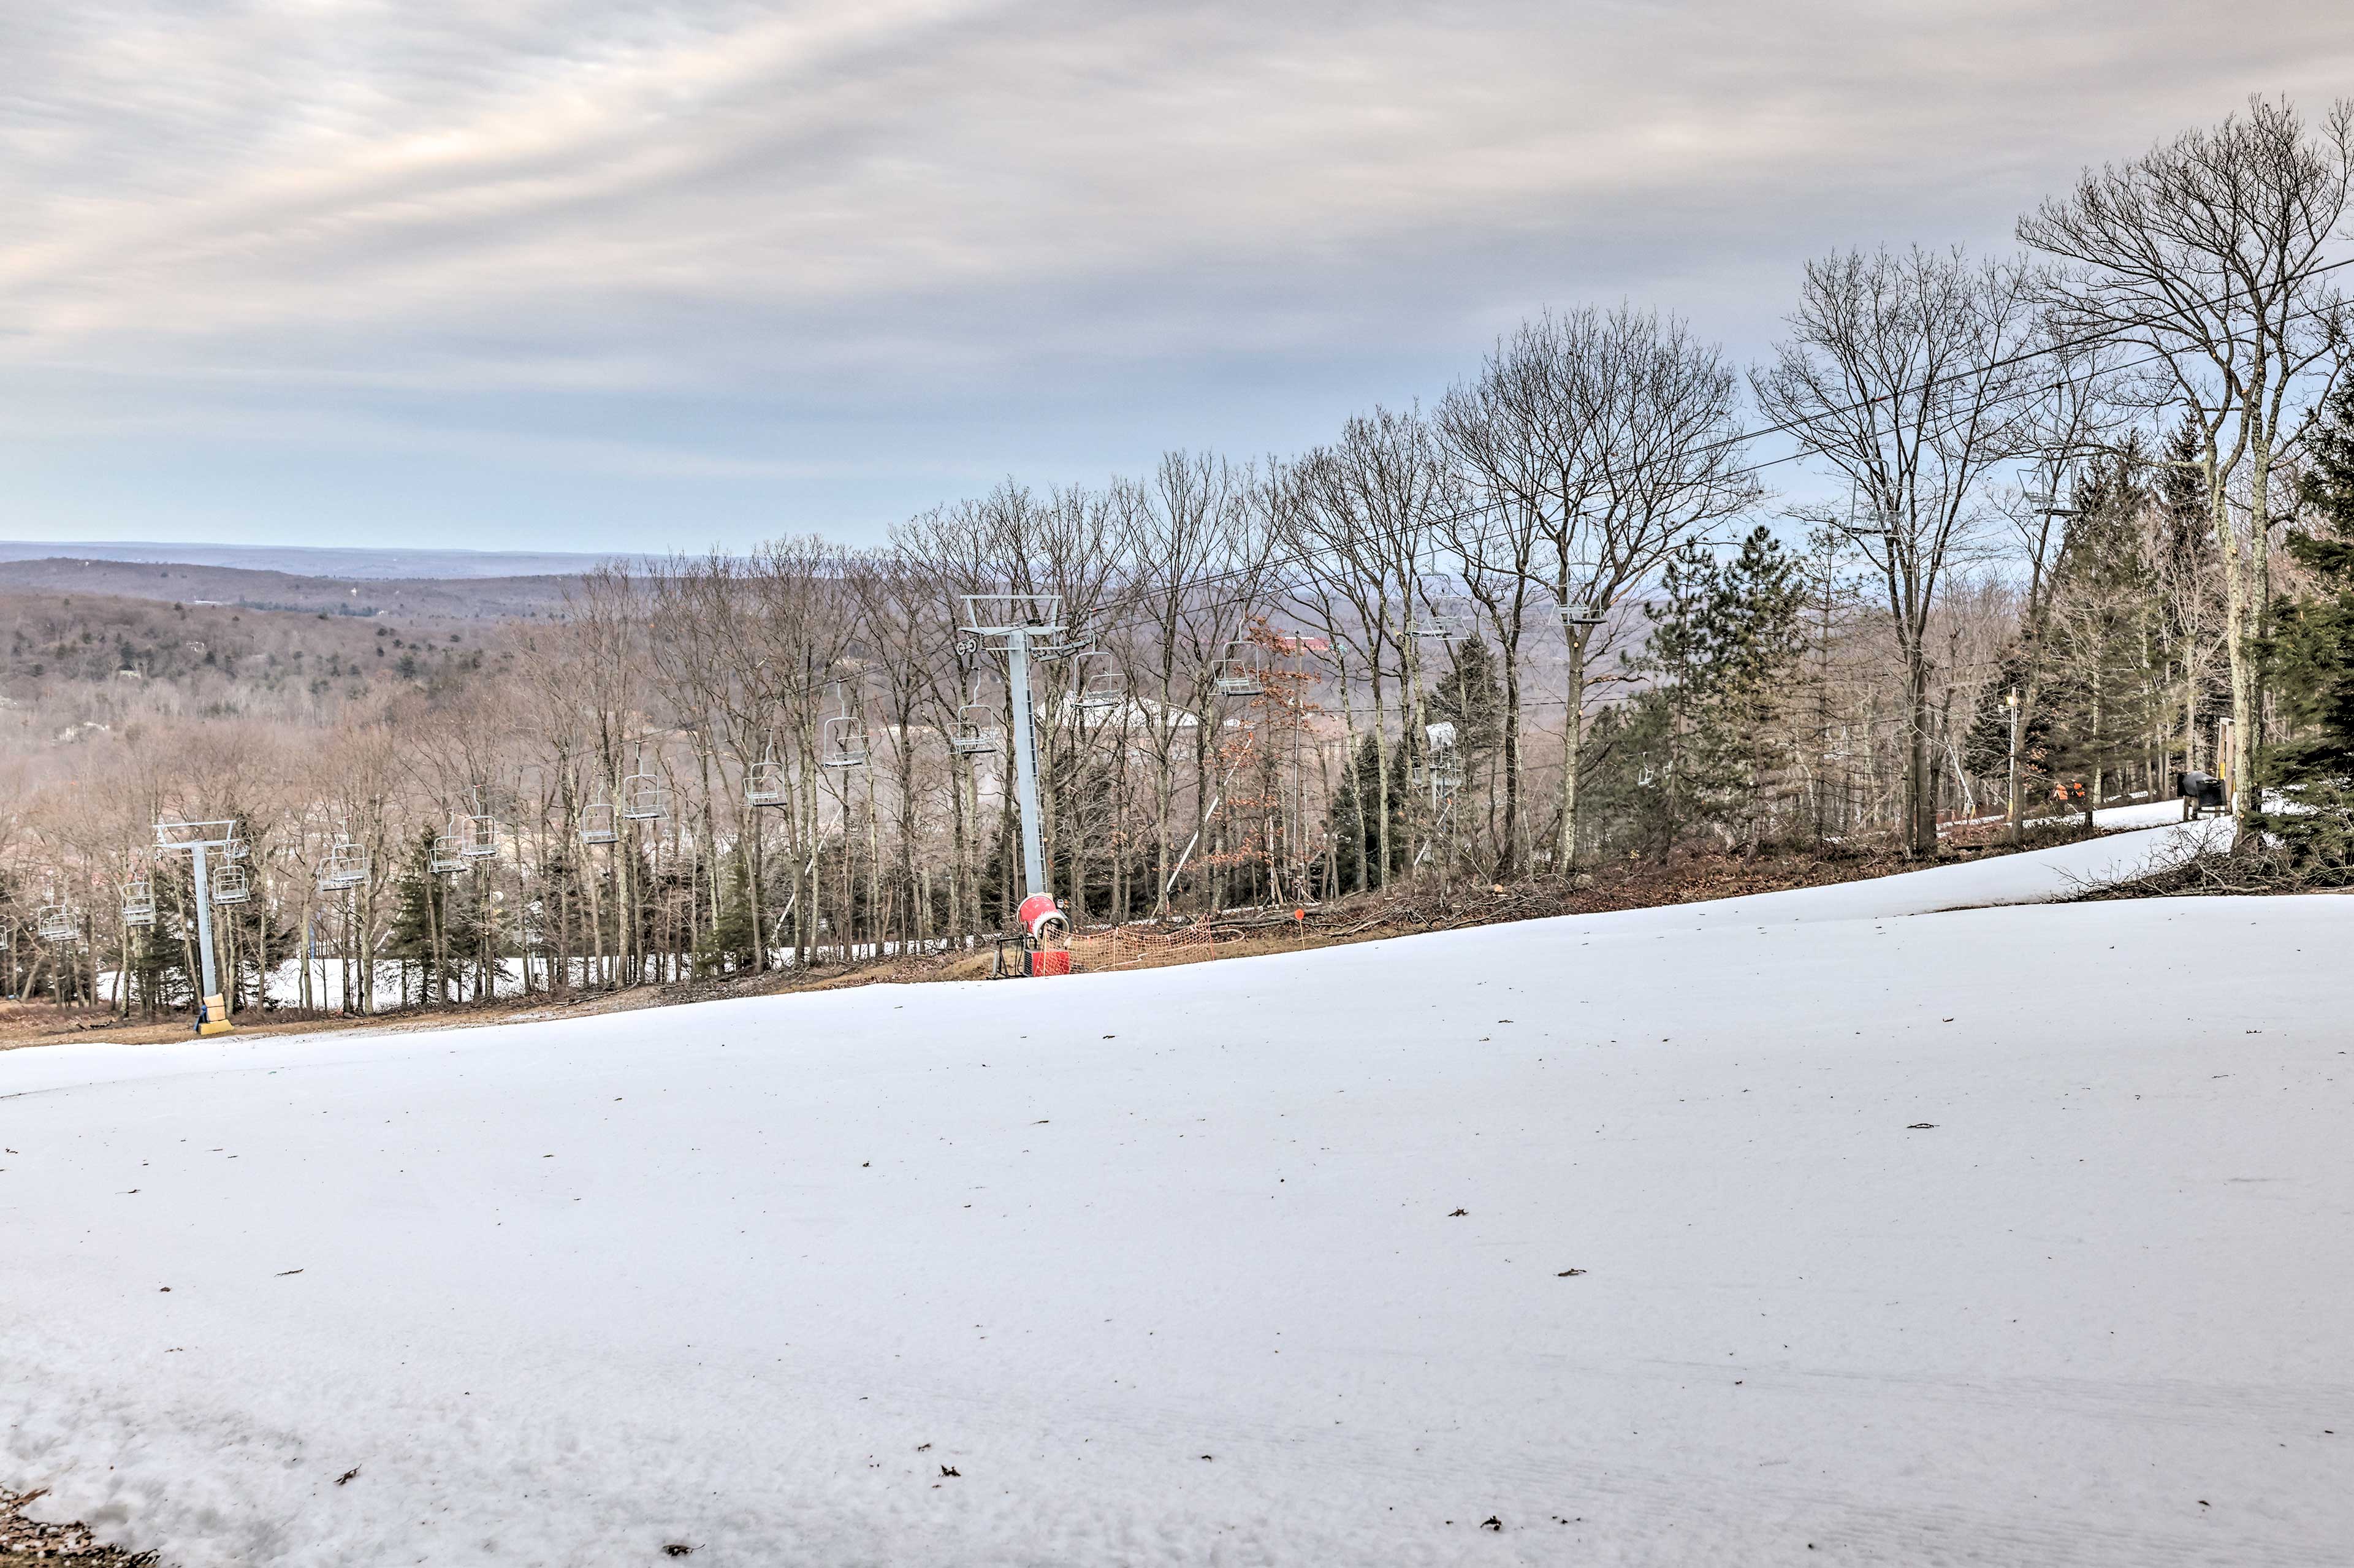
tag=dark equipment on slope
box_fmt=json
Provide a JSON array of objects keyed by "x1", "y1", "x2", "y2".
[{"x1": 2176, "y1": 770, "x2": 2226, "y2": 820}]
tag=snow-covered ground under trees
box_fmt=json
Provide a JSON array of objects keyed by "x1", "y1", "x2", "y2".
[
  {"x1": 6, "y1": 813, "x2": 2349, "y2": 1567},
  {"x1": 100, "y1": 943, "x2": 958, "y2": 1015}
]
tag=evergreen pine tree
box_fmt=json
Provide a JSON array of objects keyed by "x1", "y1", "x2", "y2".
[
  {"x1": 1573, "y1": 691, "x2": 1673, "y2": 854},
  {"x1": 2037, "y1": 453, "x2": 2162, "y2": 810},
  {"x1": 699, "y1": 853, "x2": 760, "y2": 972},
  {"x1": 1613, "y1": 527, "x2": 1803, "y2": 850},
  {"x1": 386, "y1": 830, "x2": 484, "y2": 1000},
  {"x1": 1430, "y1": 636, "x2": 1505, "y2": 761},
  {"x1": 1325, "y1": 733, "x2": 1411, "y2": 890},
  {"x1": 2157, "y1": 417, "x2": 2211, "y2": 568},
  {"x1": 1962, "y1": 642, "x2": 2059, "y2": 787},
  {"x1": 2260, "y1": 381, "x2": 2354, "y2": 880},
  {"x1": 123, "y1": 862, "x2": 199, "y2": 1014}
]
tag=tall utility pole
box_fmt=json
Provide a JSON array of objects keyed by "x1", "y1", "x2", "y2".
[
  {"x1": 961, "y1": 595, "x2": 1081, "y2": 906},
  {"x1": 154, "y1": 818, "x2": 240, "y2": 1036},
  {"x1": 2005, "y1": 687, "x2": 2023, "y2": 845},
  {"x1": 2008, "y1": 490, "x2": 2076, "y2": 845}
]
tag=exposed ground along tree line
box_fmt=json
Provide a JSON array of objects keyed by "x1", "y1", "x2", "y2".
[{"x1": 6, "y1": 95, "x2": 2352, "y2": 1019}]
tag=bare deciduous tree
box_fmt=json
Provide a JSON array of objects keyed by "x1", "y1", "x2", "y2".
[
  {"x1": 1442, "y1": 306, "x2": 1755, "y2": 868},
  {"x1": 1756, "y1": 245, "x2": 2043, "y2": 856},
  {"x1": 2020, "y1": 95, "x2": 2354, "y2": 820}
]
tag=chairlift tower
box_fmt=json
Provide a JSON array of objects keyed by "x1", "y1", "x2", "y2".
[
  {"x1": 153, "y1": 818, "x2": 243, "y2": 1036},
  {"x1": 960, "y1": 594, "x2": 1080, "y2": 908}
]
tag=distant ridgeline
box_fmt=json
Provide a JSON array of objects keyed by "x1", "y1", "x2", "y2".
[{"x1": 0, "y1": 541, "x2": 623, "y2": 580}]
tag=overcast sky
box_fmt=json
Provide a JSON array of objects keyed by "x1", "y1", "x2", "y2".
[{"x1": 2, "y1": 1, "x2": 2348, "y2": 554}]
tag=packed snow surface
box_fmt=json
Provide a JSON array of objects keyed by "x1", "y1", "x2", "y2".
[{"x1": 6, "y1": 819, "x2": 2347, "y2": 1566}]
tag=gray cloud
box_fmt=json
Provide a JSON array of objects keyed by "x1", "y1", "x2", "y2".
[{"x1": 0, "y1": 1, "x2": 2347, "y2": 546}]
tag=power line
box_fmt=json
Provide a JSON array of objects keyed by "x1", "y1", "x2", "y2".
[
  {"x1": 620, "y1": 249, "x2": 2354, "y2": 716},
  {"x1": 1062, "y1": 251, "x2": 2354, "y2": 650}
]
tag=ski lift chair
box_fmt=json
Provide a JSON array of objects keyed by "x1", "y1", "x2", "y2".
[
  {"x1": 459, "y1": 802, "x2": 500, "y2": 858},
  {"x1": 1411, "y1": 608, "x2": 1469, "y2": 644},
  {"x1": 211, "y1": 862, "x2": 251, "y2": 906},
  {"x1": 454, "y1": 786, "x2": 506, "y2": 861},
  {"x1": 1214, "y1": 642, "x2": 1263, "y2": 698},
  {"x1": 319, "y1": 838, "x2": 368, "y2": 892},
  {"x1": 745, "y1": 742, "x2": 788, "y2": 809},
  {"x1": 820, "y1": 683, "x2": 870, "y2": 769},
  {"x1": 37, "y1": 902, "x2": 77, "y2": 941},
  {"x1": 430, "y1": 821, "x2": 468, "y2": 875},
  {"x1": 1560, "y1": 600, "x2": 1607, "y2": 633},
  {"x1": 579, "y1": 790, "x2": 619, "y2": 845},
  {"x1": 821, "y1": 713, "x2": 870, "y2": 768},
  {"x1": 1075, "y1": 652, "x2": 1124, "y2": 714},
  {"x1": 950, "y1": 701, "x2": 1003, "y2": 756},
  {"x1": 620, "y1": 766, "x2": 667, "y2": 821},
  {"x1": 122, "y1": 878, "x2": 156, "y2": 926},
  {"x1": 1425, "y1": 718, "x2": 1464, "y2": 803}
]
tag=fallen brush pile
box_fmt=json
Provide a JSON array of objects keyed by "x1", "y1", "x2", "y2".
[
  {"x1": 1, "y1": 1490, "x2": 158, "y2": 1567},
  {"x1": 1061, "y1": 829, "x2": 2101, "y2": 972},
  {"x1": 2066, "y1": 838, "x2": 2353, "y2": 899}
]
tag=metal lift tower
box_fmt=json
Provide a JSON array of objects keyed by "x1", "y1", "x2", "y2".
[
  {"x1": 153, "y1": 818, "x2": 242, "y2": 1036},
  {"x1": 961, "y1": 595, "x2": 1086, "y2": 972},
  {"x1": 962, "y1": 594, "x2": 1081, "y2": 904}
]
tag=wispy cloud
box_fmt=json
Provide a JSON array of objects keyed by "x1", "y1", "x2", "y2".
[{"x1": 0, "y1": 2, "x2": 2347, "y2": 546}]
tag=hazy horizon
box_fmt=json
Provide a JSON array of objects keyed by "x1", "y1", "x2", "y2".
[{"x1": 0, "y1": 539, "x2": 622, "y2": 579}]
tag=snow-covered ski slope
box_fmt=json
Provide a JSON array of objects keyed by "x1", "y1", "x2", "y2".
[{"x1": 6, "y1": 817, "x2": 2347, "y2": 1567}]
